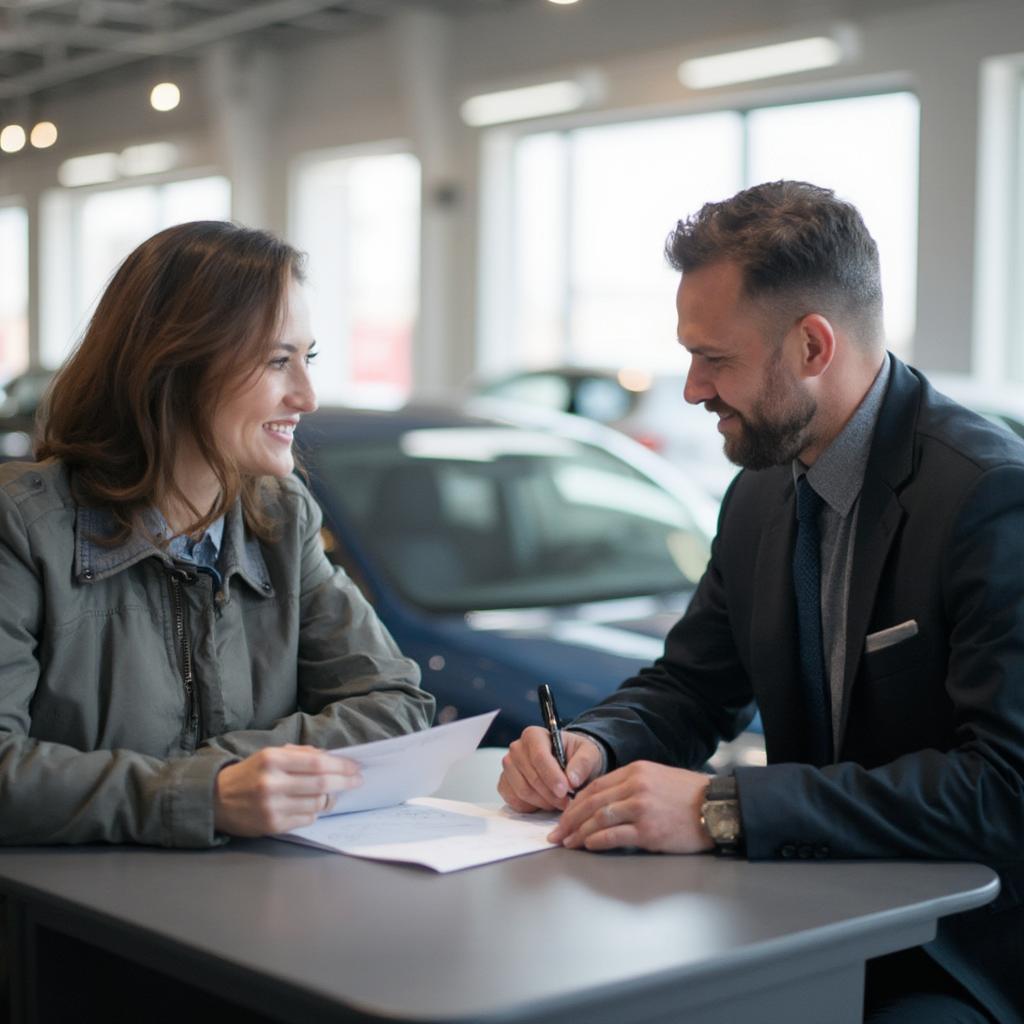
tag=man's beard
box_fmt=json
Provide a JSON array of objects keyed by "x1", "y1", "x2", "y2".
[{"x1": 711, "y1": 353, "x2": 816, "y2": 471}]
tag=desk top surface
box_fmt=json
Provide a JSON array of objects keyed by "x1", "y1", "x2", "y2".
[{"x1": 0, "y1": 836, "x2": 998, "y2": 1021}]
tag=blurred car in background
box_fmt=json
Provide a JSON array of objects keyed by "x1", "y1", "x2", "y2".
[
  {"x1": 929, "y1": 373, "x2": 1024, "y2": 441},
  {"x1": 0, "y1": 369, "x2": 54, "y2": 419},
  {"x1": 298, "y1": 403, "x2": 763, "y2": 763},
  {"x1": 473, "y1": 365, "x2": 738, "y2": 501},
  {"x1": 0, "y1": 369, "x2": 52, "y2": 460}
]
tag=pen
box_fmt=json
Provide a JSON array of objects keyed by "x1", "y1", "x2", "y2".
[{"x1": 537, "y1": 683, "x2": 575, "y2": 798}]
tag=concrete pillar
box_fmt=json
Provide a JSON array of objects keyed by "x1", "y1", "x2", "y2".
[
  {"x1": 392, "y1": 9, "x2": 474, "y2": 399},
  {"x1": 25, "y1": 189, "x2": 41, "y2": 371},
  {"x1": 912, "y1": 60, "x2": 980, "y2": 374},
  {"x1": 204, "y1": 43, "x2": 286, "y2": 234}
]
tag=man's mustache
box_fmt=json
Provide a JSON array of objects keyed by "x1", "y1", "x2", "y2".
[{"x1": 705, "y1": 399, "x2": 738, "y2": 419}]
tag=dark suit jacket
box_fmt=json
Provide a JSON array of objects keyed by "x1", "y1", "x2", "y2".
[{"x1": 572, "y1": 356, "x2": 1024, "y2": 1023}]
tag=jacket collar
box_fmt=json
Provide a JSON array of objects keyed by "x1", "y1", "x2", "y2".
[
  {"x1": 75, "y1": 498, "x2": 275, "y2": 597},
  {"x1": 217, "y1": 499, "x2": 276, "y2": 597},
  {"x1": 75, "y1": 506, "x2": 169, "y2": 582}
]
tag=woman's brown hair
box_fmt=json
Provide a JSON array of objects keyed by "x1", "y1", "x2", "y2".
[{"x1": 37, "y1": 220, "x2": 306, "y2": 542}]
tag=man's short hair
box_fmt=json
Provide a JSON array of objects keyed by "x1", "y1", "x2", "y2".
[{"x1": 665, "y1": 180, "x2": 884, "y2": 346}]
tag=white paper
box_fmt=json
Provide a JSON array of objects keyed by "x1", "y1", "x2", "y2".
[
  {"x1": 279, "y1": 797, "x2": 559, "y2": 872},
  {"x1": 320, "y1": 710, "x2": 500, "y2": 815}
]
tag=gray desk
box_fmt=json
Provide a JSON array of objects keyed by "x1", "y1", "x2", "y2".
[{"x1": 0, "y1": 753, "x2": 999, "y2": 1024}]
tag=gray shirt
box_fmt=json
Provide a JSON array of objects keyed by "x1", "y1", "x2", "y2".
[{"x1": 795, "y1": 355, "x2": 891, "y2": 751}]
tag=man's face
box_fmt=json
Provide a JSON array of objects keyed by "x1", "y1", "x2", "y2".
[{"x1": 677, "y1": 262, "x2": 816, "y2": 470}]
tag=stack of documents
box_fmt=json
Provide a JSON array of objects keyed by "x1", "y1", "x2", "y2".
[{"x1": 274, "y1": 712, "x2": 559, "y2": 872}]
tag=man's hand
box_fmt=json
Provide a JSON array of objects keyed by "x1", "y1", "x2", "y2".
[
  {"x1": 213, "y1": 744, "x2": 361, "y2": 837},
  {"x1": 547, "y1": 761, "x2": 715, "y2": 854},
  {"x1": 498, "y1": 726, "x2": 604, "y2": 812}
]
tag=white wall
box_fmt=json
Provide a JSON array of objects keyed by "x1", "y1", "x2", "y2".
[{"x1": 3, "y1": 0, "x2": 1024, "y2": 386}]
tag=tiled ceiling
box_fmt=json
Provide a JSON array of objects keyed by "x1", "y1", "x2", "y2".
[{"x1": 0, "y1": 0, "x2": 518, "y2": 102}]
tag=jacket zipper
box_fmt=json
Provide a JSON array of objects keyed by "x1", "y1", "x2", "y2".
[{"x1": 168, "y1": 568, "x2": 199, "y2": 748}]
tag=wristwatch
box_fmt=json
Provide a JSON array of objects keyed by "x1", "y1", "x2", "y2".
[{"x1": 700, "y1": 775, "x2": 744, "y2": 854}]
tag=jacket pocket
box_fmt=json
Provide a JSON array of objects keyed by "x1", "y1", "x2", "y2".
[{"x1": 862, "y1": 628, "x2": 926, "y2": 682}]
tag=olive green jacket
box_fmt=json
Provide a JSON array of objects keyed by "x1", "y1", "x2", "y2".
[{"x1": 0, "y1": 460, "x2": 434, "y2": 847}]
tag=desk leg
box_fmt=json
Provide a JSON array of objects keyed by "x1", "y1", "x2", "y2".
[{"x1": 4, "y1": 897, "x2": 37, "y2": 1024}]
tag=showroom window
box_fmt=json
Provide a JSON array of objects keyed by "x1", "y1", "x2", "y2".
[
  {"x1": 0, "y1": 204, "x2": 29, "y2": 385},
  {"x1": 483, "y1": 91, "x2": 919, "y2": 375},
  {"x1": 291, "y1": 148, "x2": 420, "y2": 407},
  {"x1": 40, "y1": 175, "x2": 231, "y2": 367}
]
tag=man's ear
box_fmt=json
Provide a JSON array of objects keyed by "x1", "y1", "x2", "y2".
[{"x1": 796, "y1": 313, "x2": 836, "y2": 379}]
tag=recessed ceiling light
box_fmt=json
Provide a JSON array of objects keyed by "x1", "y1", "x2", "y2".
[
  {"x1": 119, "y1": 142, "x2": 179, "y2": 177},
  {"x1": 58, "y1": 152, "x2": 118, "y2": 187},
  {"x1": 150, "y1": 82, "x2": 181, "y2": 112},
  {"x1": 461, "y1": 78, "x2": 597, "y2": 127},
  {"x1": 0, "y1": 125, "x2": 26, "y2": 154},
  {"x1": 679, "y1": 36, "x2": 843, "y2": 90},
  {"x1": 30, "y1": 121, "x2": 58, "y2": 149}
]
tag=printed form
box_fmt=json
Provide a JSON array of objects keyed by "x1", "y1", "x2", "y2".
[{"x1": 273, "y1": 711, "x2": 559, "y2": 872}]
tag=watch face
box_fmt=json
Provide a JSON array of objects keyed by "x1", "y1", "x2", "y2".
[{"x1": 702, "y1": 800, "x2": 741, "y2": 844}]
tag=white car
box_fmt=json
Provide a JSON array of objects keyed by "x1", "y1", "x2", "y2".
[{"x1": 474, "y1": 366, "x2": 738, "y2": 501}]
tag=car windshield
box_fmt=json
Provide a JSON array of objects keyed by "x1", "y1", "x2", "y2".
[{"x1": 311, "y1": 425, "x2": 710, "y2": 612}]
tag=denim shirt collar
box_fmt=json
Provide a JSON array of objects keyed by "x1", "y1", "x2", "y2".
[{"x1": 74, "y1": 500, "x2": 275, "y2": 597}]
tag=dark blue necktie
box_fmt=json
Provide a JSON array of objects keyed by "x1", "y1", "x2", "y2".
[{"x1": 793, "y1": 475, "x2": 833, "y2": 765}]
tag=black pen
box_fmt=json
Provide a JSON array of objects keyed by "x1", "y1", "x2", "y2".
[{"x1": 537, "y1": 684, "x2": 575, "y2": 798}]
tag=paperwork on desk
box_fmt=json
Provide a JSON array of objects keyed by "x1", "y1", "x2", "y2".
[
  {"x1": 280, "y1": 797, "x2": 559, "y2": 872},
  {"x1": 272, "y1": 710, "x2": 560, "y2": 872}
]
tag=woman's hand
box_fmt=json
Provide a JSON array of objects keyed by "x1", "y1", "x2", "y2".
[{"x1": 213, "y1": 744, "x2": 362, "y2": 836}]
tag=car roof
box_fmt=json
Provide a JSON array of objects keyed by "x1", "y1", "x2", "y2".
[{"x1": 297, "y1": 404, "x2": 518, "y2": 440}]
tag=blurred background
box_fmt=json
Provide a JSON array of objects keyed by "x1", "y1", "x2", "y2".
[
  {"x1": 0, "y1": 0, "x2": 1021, "y2": 415},
  {"x1": 3, "y1": 0, "x2": 1021, "y2": 755}
]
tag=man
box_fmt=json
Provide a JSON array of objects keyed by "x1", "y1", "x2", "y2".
[{"x1": 498, "y1": 181, "x2": 1024, "y2": 1024}]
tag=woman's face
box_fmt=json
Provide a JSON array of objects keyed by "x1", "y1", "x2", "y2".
[{"x1": 211, "y1": 280, "x2": 318, "y2": 479}]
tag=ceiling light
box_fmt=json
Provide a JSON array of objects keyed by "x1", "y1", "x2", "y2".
[
  {"x1": 617, "y1": 368, "x2": 653, "y2": 393},
  {"x1": 58, "y1": 152, "x2": 118, "y2": 187},
  {"x1": 30, "y1": 121, "x2": 58, "y2": 149},
  {"x1": 678, "y1": 36, "x2": 843, "y2": 90},
  {"x1": 547, "y1": 0, "x2": 581, "y2": 5},
  {"x1": 118, "y1": 142, "x2": 179, "y2": 177},
  {"x1": 461, "y1": 80, "x2": 592, "y2": 127},
  {"x1": 0, "y1": 125, "x2": 26, "y2": 154},
  {"x1": 150, "y1": 82, "x2": 181, "y2": 112}
]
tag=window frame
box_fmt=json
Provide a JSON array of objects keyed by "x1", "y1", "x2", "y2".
[{"x1": 479, "y1": 85, "x2": 921, "y2": 378}]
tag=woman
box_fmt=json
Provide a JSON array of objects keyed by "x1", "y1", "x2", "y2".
[{"x1": 0, "y1": 220, "x2": 434, "y2": 846}]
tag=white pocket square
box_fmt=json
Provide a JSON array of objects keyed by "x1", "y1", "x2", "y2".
[{"x1": 865, "y1": 619, "x2": 918, "y2": 654}]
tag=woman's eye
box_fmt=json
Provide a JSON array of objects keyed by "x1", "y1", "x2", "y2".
[
  {"x1": 269, "y1": 357, "x2": 289, "y2": 370},
  {"x1": 305, "y1": 350, "x2": 318, "y2": 366}
]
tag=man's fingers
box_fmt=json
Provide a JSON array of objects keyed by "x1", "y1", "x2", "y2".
[
  {"x1": 578, "y1": 823, "x2": 639, "y2": 851},
  {"x1": 500, "y1": 751, "x2": 566, "y2": 811},
  {"x1": 520, "y1": 725, "x2": 576, "y2": 800},
  {"x1": 564, "y1": 737, "x2": 602, "y2": 790},
  {"x1": 548, "y1": 777, "x2": 625, "y2": 843}
]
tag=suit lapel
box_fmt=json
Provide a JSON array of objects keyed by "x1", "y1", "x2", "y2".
[{"x1": 836, "y1": 356, "x2": 919, "y2": 750}]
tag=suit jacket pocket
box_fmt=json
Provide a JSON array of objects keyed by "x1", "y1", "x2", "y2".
[{"x1": 862, "y1": 628, "x2": 926, "y2": 682}]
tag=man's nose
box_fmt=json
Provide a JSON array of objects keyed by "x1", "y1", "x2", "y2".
[{"x1": 683, "y1": 363, "x2": 714, "y2": 406}]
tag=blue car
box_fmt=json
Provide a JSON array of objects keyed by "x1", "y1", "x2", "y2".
[{"x1": 297, "y1": 403, "x2": 760, "y2": 751}]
